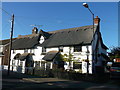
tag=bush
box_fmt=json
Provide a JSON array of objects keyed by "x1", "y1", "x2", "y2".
[
  {"x1": 25, "y1": 68, "x2": 110, "y2": 83},
  {"x1": 34, "y1": 69, "x2": 54, "y2": 77},
  {"x1": 52, "y1": 69, "x2": 110, "y2": 83}
]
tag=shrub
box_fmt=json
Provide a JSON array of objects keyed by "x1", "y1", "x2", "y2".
[{"x1": 52, "y1": 69, "x2": 110, "y2": 83}]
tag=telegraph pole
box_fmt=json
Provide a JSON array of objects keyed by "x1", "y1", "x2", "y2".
[{"x1": 7, "y1": 14, "x2": 14, "y2": 75}]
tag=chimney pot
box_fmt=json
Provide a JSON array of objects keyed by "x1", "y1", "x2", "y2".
[
  {"x1": 32, "y1": 27, "x2": 38, "y2": 34},
  {"x1": 94, "y1": 16, "x2": 100, "y2": 25}
]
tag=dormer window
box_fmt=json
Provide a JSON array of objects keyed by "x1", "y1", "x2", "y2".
[{"x1": 39, "y1": 36, "x2": 45, "y2": 44}]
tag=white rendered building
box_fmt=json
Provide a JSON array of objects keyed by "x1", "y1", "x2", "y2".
[{"x1": 10, "y1": 16, "x2": 108, "y2": 74}]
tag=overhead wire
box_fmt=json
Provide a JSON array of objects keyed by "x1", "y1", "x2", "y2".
[
  {"x1": 15, "y1": 18, "x2": 30, "y2": 34},
  {"x1": 0, "y1": 7, "x2": 11, "y2": 16},
  {"x1": 1, "y1": 8, "x2": 14, "y2": 39},
  {"x1": 1, "y1": 7, "x2": 32, "y2": 37},
  {"x1": 2, "y1": 7, "x2": 116, "y2": 39}
]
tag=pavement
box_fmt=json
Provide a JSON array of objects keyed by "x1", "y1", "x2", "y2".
[{"x1": 1, "y1": 70, "x2": 120, "y2": 90}]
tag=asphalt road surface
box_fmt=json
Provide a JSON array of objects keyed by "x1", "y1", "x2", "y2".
[{"x1": 1, "y1": 70, "x2": 120, "y2": 90}]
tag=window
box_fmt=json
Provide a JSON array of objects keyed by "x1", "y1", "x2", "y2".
[
  {"x1": 59, "y1": 46, "x2": 63, "y2": 52},
  {"x1": 20, "y1": 61, "x2": 23, "y2": 66},
  {"x1": 41, "y1": 62, "x2": 45, "y2": 69},
  {"x1": 30, "y1": 49, "x2": 32, "y2": 53},
  {"x1": 39, "y1": 36, "x2": 45, "y2": 44},
  {"x1": 42, "y1": 47, "x2": 46, "y2": 52},
  {"x1": 74, "y1": 46, "x2": 82, "y2": 52},
  {"x1": 30, "y1": 49, "x2": 35, "y2": 53},
  {"x1": 73, "y1": 62, "x2": 82, "y2": 69},
  {"x1": 41, "y1": 47, "x2": 46, "y2": 55},
  {"x1": 33, "y1": 49, "x2": 35, "y2": 53},
  {"x1": 13, "y1": 50, "x2": 16, "y2": 54},
  {"x1": 24, "y1": 49, "x2": 28, "y2": 53},
  {"x1": 12, "y1": 60, "x2": 15, "y2": 66},
  {"x1": 35, "y1": 61, "x2": 40, "y2": 69},
  {"x1": 46, "y1": 62, "x2": 51, "y2": 70}
]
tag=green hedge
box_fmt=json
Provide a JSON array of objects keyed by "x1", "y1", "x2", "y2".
[
  {"x1": 52, "y1": 69, "x2": 110, "y2": 83},
  {"x1": 25, "y1": 68, "x2": 110, "y2": 83}
]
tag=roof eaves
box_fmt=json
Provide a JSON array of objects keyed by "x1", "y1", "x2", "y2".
[{"x1": 43, "y1": 43, "x2": 91, "y2": 48}]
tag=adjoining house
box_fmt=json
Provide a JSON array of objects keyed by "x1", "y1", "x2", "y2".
[
  {"x1": 9, "y1": 16, "x2": 108, "y2": 74},
  {"x1": 0, "y1": 38, "x2": 16, "y2": 67},
  {"x1": 0, "y1": 39, "x2": 11, "y2": 66},
  {"x1": 0, "y1": 52, "x2": 4, "y2": 66}
]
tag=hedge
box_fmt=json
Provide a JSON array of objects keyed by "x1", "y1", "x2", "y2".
[{"x1": 25, "y1": 68, "x2": 110, "y2": 83}]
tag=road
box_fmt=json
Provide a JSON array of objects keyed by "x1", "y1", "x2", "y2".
[{"x1": 1, "y1": 70, "x2": 120, "y2": 90}]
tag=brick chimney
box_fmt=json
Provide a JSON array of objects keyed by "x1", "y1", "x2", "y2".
[
  {"x1": 32, "y1": 27, "x2": 38, "y2": 34},
  {"x1": 94, "y1": 16, "x2": 100, "y2": 25}
]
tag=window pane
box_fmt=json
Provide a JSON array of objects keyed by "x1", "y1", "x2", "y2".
[
  {"x1": 59, "y1": 47, "x2": 63, "y2": 52},
  {"x1": 42, "y1": 47, "x2": 46, "y2": 52},
  {"x1": 24, "y1": 49, "x2": 28, "y2": 53},
  {"x1": 74, "y1": 46, "x2": 82, "y2": 52},
  {"x1": 73, "y1": 62, "x2": 82, "y2": 69}
]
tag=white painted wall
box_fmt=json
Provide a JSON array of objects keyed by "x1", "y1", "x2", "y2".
[
  {"x1": 33, "y1": 46, "x2": 44, "y2": 61},
  {"x1": 46, "y1": 46, "x2": 93, "y2": 73},
  {"x1": 11, "y1": 50, "x2": 24, "y2": 63},
  {"x1": 46, "y1": 48, "x2": 59, "y2": 52},
  {"x1": 0, "y1": 45, "x2": 3, "y2": 52},
  {"x1": 10, "y1": 50, "x2": 24, "y2": 72}
]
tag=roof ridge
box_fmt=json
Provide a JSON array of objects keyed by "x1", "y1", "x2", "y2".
[
  {"x1": 17, "y1": 34, "x2": 39, "y2": 39},
  {"x1": 48, "y1": 25, "x2": 97, "y2": 33}
]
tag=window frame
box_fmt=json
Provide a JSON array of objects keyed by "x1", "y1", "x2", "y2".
[
  {"x1": 42, "y1": 47, "x2": 46, "y2": 53},
  {"x1": 59, "y1": 46, "x2": 63, "y2": 52},
  {"x1": 74, "y1": 45, "x2": 82, "y2": 52},
  {"x1": 73, "y1": 62, "x2": 82, "y2": 69},
  {"x1": 24, "y1": 49, "x2": 28, "y2": 53},
  {"x1": 13, "y1": 50, "x2": 16, "y2": 54}
]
